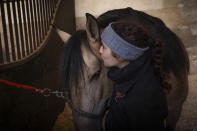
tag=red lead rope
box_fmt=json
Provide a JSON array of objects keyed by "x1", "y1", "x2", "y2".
[{"x1": 0, "y1": 78, "x2": 48, "y2": 94}]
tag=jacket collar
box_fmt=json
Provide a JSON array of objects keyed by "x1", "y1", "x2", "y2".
[{"x1": 108, "y1": 50, "x2": 152, "y2": 94}]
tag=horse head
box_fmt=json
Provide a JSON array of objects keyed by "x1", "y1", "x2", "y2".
[{"x1": 53, "y1": 14, "x2": 113, "y2": 131}]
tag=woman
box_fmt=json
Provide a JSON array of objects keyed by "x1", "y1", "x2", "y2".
[{"x1": 99, "y1": 22, "x2": 168, "y2": 131}]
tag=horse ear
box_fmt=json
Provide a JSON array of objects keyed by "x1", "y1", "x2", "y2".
[
  {"x1": 52, "y1": 24, "x2": 71, "y2": 44},
  {"x1": 86, "y1": 13, "x2": 100, "y2": 42}
]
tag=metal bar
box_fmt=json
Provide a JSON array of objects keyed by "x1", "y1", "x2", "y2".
[
  {"x1": 46, "y1": 0, "x2": 50, "y2": 30},
  {"x1": 35, "y1": 0, "x2": 42, "y2": 46},
  {"x1": 42, "y1": 0, "x2": 47, "y2": 36},
  {"x1": 6, "y1": 1, "x2": 16, "y2": 61},
  {"x1": 25, "y1": 0, "x2": 33, "y2": 53},
  {"x1": 0, "y1": 0, "x2": 61, "y2": 69},
  {"x1": 30, "y1": 0, "x2": 38, "y2": 50},
  {"x1": 21, "y1": 0, "x2": 30, "y2": 55},
  {"x1": 16, "y1": 0, "x2": 25, "y2": 57},
  {"x1": 0, "y1": 34, "x2": 2, "y2": 64},
  {"x1": 53, "y1": 0, "x2": 56, "y2": 12},
  {"x1": 48, "y1": 0, "x2": 52, "y2": 21},
  {"x1": 52, "y1": 0, "x2": 55, "y2": 18},
  {"x1": 49, "y1": 0, "x2": 52, "y2": 27},
  {"x1": 10, "y1": 1, "x2": 19, "y2": 61},
  {"x1": 12, "y1": 1, "x2": 21, "y2": 59},
  {"x1": 51, "y1": 0, "x2": 53, "y2": 16},
  {"x1": 39, "y1": 0, "x2": 45, "y2": 41},
  {"x1": 51, "y1": 0, "x2": 54, "y2": 19},
  {"x1": 0, "y1": 2, "x2": 10, "y2": 62},
  {"x1": 0, "y1": 1, "x2": 5, "y2": 64}
]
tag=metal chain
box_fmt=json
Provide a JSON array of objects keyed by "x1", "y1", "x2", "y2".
[
  {"x1": 42, "y1": 88, "x2": 103, "y2": 119},
  {"x1": 43, "y1": 88, "x2": 66, "y2": 99}
]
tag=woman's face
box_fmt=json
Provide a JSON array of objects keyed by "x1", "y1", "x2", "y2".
[{"x1": 99, "y1": 42, "x2": 121, "y2": 67}]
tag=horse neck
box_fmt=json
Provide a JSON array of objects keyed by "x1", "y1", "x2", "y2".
[{"x1": 69, "y1": 84, "x2": 104, "y2": 131}]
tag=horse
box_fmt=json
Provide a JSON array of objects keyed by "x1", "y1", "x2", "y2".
[
  {"x1": 55, "y1": 7, "x2": 189, "y2": 131},
  {"x1": 96, "y1": 7, "x2": 189, "y2": 131},
  {"x1": 53, "y1": 15, "x2": 113, "y2": 131}
]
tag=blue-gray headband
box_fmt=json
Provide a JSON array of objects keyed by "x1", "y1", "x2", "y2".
[{"x1": 101, "y1": 23, "x2": 149, "y2": 60}]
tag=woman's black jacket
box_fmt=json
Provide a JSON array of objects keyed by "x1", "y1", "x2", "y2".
[{"x1": 105, "y1": 51, "x2": 168, "y2": 131}]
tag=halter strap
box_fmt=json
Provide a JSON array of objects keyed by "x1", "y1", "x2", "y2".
[{"x1": 65, "y1": 91, "x2": 105, "y2": 119}]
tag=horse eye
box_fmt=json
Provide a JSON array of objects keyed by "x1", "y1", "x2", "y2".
[{"x1": 90, "y1": 70, "x2": 101, "y2": 82}]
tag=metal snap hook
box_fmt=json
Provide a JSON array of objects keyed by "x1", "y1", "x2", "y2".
[{"x1": 42, "y1": 88, "x2": 51, "y2": 97}]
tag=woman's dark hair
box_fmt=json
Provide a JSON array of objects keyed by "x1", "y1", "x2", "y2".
[
  {"x1": 111, "y1": 22, "x2": 171, "y2": 91},
  {"x1": 111, "y1": 22, "x2": 149, "y2": 48}
]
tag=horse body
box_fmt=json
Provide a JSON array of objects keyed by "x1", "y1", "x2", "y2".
[
  {"x1": 55, "y1": 7, "x2": 189, "y2": 131},
  {"x1": 165, "y1": 72, "x2": 188, "y2": 130},
  {"x1": 97, "y1": 8, "x2": 189, "y2": 130}
]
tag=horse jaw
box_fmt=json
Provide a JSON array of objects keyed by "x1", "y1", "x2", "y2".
[{"x1": 52, "y1": 24, "x2": 71, "y2": 43}]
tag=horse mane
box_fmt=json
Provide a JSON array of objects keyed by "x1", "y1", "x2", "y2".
[
  {"x1": 97, "y1": 7, "x2": 190, "y2": 77},
  {"x1": 63, "y1": 30, "x2": 89, "y2": 92}
]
